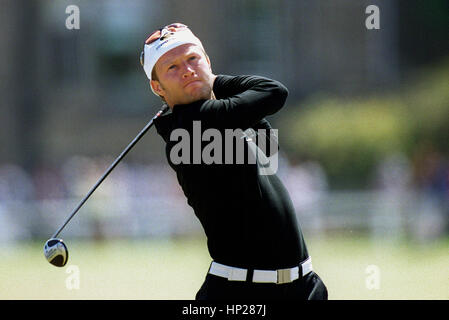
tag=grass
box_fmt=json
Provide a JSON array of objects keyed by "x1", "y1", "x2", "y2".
[{"x1": 0, "y1": 234, "x2": 448, "y2": 300}]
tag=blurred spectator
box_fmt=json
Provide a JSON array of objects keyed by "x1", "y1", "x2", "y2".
[
  {"x1": 372, "y1": 153, "x2": 411, "y2": 241},
  {"x1": 411, "y1": 142, "x2": 449, "y2": 238},
  {"x1": 280, "y1": 155, "x2": 328, "y2": 235},
  {"x1": 32, "y1": 163, "x2": 67, "y2": 200},
  {"x1": 412, "y1": 142, "x2": 449, "y2": 198},
  {"x1": 0, "y1": 163, "x2": 36, "y2": 240},
  {"x1": 0, "y1": 163, "x2": 35, "y2": 201},
  {"x1": 373, "y1": 153, "x2": 411, "y2": 191}
]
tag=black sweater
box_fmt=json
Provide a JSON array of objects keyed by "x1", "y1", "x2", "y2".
[{"x1": 154, "y1": 75, "x2": 309, "y2": 269}]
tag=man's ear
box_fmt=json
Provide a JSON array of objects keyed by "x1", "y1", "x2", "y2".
[{"x1": 150, "y1": 80, "x2": 164, "y2": 96}]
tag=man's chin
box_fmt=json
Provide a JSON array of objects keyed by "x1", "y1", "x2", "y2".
[{"x1": 185, "y1": 87, "x2": 212, "y2": 102}]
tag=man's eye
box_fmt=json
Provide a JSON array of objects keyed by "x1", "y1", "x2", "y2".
[
  {"x1": 189, "y1": 56, "x2": 197, "y2": 61},
  {"x1": 168, "y1": 65, "x2": 176, "y2": 70}
]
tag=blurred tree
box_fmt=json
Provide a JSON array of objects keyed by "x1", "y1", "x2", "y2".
[
  {"x1": 403, "y1": 59, "x2": 449, "y2": 155},
  {"x1": 281, "y1": 57, "x2": 449, "y2": 189}
]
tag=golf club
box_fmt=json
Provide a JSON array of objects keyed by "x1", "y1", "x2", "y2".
[{"x1": 44, "y1": 105, "x2": 169, "y2": 267}]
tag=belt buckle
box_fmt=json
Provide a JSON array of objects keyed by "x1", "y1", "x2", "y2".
[{"x1": 277, "y1": 268, "x2": 292, "y2": 284}]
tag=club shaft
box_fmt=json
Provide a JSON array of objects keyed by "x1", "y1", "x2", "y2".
[{"x1": 52, "y1": 106, "x2": 169, "y2": 238}]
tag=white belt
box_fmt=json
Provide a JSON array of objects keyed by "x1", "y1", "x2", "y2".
[{"x1": 208, "y1": 257, "x2": 313, "y2": 284}]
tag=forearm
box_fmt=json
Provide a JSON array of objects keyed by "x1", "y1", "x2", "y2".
[
  {"x1": 213, "y1": 74, "x2": 288, "y2": 104},
  {"x1": 201, "y1": 75, "x2": 288, "y2": 129}
]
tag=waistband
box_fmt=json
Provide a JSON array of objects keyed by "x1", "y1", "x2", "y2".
[{"x1": 208, "y1": 257, "x2": 313, "y2": 284}]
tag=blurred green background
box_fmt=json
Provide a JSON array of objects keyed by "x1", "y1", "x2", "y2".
[{"x1": 0, "y1": 0, "x2": 448, "y2": 300}]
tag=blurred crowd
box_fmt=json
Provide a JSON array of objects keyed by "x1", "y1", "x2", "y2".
[
  {"x1": 371, "y1": 143, "x2": 449, "y2": 240},
  {"x1": 0, "y1": 149, "x2": 448, "y2": 242}
]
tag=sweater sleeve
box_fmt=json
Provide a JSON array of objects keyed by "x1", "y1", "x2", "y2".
[
  {"x1": 194, "y1": 75, "x2": 288, "y2": 129},
  {"x1": 252, "y1": 118, "x2": 279, "y2": 157}
]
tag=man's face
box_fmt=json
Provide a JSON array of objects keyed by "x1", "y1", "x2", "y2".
[{"x1": 151, "y1": 44, "x2": 216, "y2": 108}]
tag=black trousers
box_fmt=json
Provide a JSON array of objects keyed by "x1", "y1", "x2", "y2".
[{"x1": 195, "y1": 271, "x2": 328, "y2": 300}]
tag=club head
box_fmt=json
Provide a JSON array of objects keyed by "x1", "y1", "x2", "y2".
[{"x1": 44, "y1": 238, "x2": 69, "y2": 267}]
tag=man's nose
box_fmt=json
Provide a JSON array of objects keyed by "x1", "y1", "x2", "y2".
[{"x1": 182, "y1": 63, "x2": 195, "y2": 78}]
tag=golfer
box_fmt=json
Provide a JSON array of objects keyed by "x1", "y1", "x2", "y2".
[{"x1": 140, "y1": 23, "x2": 327, "y2": 300}]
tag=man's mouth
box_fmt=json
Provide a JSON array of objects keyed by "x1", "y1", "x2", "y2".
[{"x1": 184, "y1": 80, "x2": 202, "y2": 88}]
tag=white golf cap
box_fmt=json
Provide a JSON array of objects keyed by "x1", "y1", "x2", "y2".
[{"x1": 140, "y1": 23, "x2": 205, "y2": 95}]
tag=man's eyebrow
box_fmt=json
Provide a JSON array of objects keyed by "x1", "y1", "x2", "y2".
[
  {"x1": 160, "y1": 58, "x2": 177, "y2": 67},
  {"x1": 160, "y1": 51, "x2": 199, "y2": 67}
]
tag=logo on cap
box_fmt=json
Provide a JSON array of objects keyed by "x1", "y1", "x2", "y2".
[{"x1": 160, "y1": 29, "x2": 173, "y2": 41}]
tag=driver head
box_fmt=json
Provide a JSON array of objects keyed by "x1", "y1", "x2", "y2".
[{"x1": 44, "y1": 238, "x2": 68, "y2": 267}]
